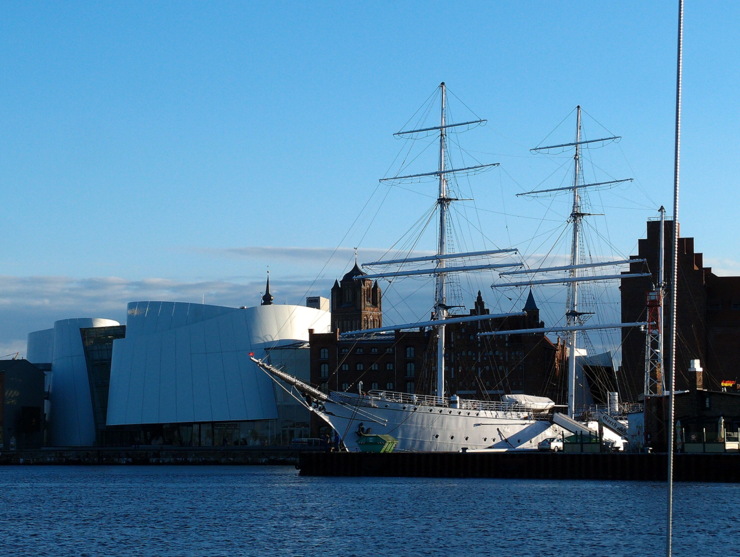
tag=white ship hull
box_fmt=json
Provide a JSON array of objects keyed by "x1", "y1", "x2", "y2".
[{"x1": 316, "y1": 391, "x2": 565, "y2": 452}]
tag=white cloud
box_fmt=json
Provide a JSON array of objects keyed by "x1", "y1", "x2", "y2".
[
  {"x1": 0, "y1": 273, "x2": 337, "y2": 358},
  {"x1": 704, "y1": 257, "x2": 740, "y2": 277},
  {"x1": 2, "y1": 244, "x2": 623, "y2": 360}
]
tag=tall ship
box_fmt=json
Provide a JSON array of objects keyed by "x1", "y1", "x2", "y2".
[{"x1": 252, "y1": 86, "x2": 644, "y2": 452}]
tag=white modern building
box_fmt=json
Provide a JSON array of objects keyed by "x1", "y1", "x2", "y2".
[
  {"x1": 107, "y1": 300, "x2": 329, "y2": 427},
  {"x1": 26, "y1": 298, "x2": 331, "y2": 447}
]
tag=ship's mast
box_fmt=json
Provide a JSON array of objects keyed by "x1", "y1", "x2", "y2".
[
  {"x1": 435, "y1": 83, "x2": 449, "y2": 400},
  {"x1": 345, "y1": 82, "x2": 515, "y2": 400},
  {"x1": 566, "y1": 106, "x2": 584, "y2": 418},
  {"x1": 490, "y1": 106, "x2": 649, "y2": 418}
]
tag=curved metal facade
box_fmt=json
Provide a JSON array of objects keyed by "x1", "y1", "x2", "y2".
[
  {"x1": 106, "y1": 301, "x2": 330, "y2": 426},
  {"x1": 27, "y1": 318, "x2": 121, "y2": 447}
]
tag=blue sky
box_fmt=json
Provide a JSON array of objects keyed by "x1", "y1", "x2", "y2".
[{"x1": 1, "y1": 2, "x2": 738, "y2": 357}]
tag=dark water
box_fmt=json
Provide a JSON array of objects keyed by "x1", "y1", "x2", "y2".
[{"x1": 0, "y1": 465, "x2": 736, "y2": 556}]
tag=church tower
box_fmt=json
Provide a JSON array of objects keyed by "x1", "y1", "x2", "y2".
[{"x1": 330, "y1": 262, "x2": 382, "y2": 332}]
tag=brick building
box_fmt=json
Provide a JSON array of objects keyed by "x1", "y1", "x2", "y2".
[
  {"x1": 621, "y1": 218, "x2": 740, "y2": 399},
  {"x1": 330, "y1": 262, "x2": 382, "y2": 332}
]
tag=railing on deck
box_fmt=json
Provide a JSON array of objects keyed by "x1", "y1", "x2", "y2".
[{"x1": 332, "y1": 389, "x2": 549, "y2": 416}]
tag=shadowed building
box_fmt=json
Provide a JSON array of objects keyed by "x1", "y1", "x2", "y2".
[
  {"x1": 621, "y1": 219, "x2": 740, "y2": 400},
  {"x1": 0, "y1": 359, "x2": 45, "y2": 450}
]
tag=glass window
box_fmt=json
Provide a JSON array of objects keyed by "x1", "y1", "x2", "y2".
[
  {"x1": 320, "y1": 348, "x2": 329, "y2": 359},
  {"x1": 320, "y1": 363, "x2": 329, "y2": 379}
]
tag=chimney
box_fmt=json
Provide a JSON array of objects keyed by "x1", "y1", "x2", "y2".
[{"x1": 689, "y1": 359, "x2": 704, "y2": 390}]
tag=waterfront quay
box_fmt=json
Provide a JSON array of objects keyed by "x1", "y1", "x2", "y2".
[
  {"x1": 298, "y1": 451, "x2": 740, "y2": 483},
  {"x1": 0, "y1": 446, "x2": 302, "y2": 466}
]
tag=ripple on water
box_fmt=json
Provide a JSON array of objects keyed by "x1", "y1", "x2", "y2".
[{"x1": 0, "y1": 466, "x2": 736, "y2": 556}]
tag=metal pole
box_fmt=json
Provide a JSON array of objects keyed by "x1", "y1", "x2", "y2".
[
  {"x1": 658, "y1": 206, "x2": 666, "y2": 394},
  {"x1": 667, "y1": 1, "x2": 684, "y2": 555}
]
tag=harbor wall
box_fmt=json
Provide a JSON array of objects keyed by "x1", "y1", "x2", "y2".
[
  {"x1": 4, "y1": 447, "x2": 737, "y2": 483},
  {"x1": 0, "y1": 446, "x2": 302, "y2": 466},
  {"x1": 297, "y1": 452, "x2": 739, "y2": 483}
]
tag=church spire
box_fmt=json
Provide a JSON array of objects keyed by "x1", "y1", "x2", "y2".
[
  {"x1": 261, "y1": 271, "x2": 274, "y2": 306},
  {"x1": 523, "y1": 288, "x2": 538, "y2": 312}
]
